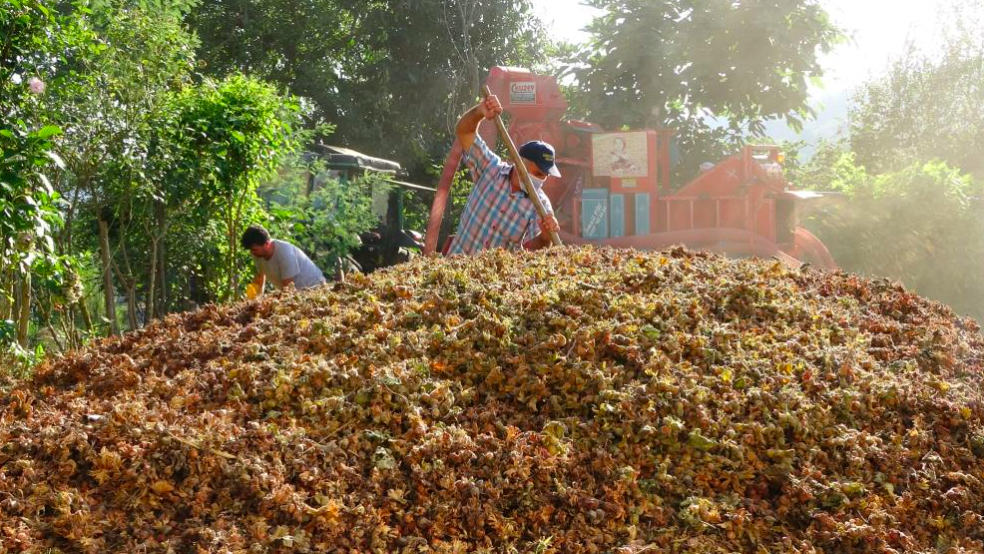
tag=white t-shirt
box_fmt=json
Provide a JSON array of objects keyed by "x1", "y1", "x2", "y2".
[{"x1": 255, "y1": 240, "x2": 326, "y2": 290}]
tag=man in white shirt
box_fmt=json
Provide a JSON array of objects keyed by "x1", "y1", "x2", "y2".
[{"x1": 241, "y1": 225, "x2": 326, "y2": 296}]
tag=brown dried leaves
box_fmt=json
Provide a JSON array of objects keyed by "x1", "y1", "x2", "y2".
[{"x1": 1, "y1": 246, "x2": 983, "y2": 553}]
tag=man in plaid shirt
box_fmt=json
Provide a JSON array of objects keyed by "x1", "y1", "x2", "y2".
[{"x1": 447, "y1": 94, "x2": 561, "y2": 256}]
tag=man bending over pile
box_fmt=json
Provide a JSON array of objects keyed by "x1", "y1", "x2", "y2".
[
  {"x1": 241, "y1": 225, "x2": 325, "y2": 298},
  {"x1": 447, "y1": 94, "x2": 561, "y2": 255}
]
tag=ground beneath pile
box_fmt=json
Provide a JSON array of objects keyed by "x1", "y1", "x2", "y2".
[{"x1": 2, "y1": 247, "x2": 984, "y2": 553}]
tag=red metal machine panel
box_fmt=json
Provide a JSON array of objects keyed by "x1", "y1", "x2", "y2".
[{"x1": 485, "y1": 67, "x2": 567, "y2": 123}]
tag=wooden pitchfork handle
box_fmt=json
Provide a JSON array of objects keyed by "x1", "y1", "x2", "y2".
[{"x1": 482, "y1": 85, "x2": 562, "y2": 248}]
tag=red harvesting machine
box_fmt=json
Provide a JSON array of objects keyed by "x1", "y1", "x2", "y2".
[{"x1": 424, "y1": 67, "x2": 836, "y2": 269}]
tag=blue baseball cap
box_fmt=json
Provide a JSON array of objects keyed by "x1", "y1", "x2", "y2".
[{"x1": 519, "y1": 140, "x2": 562, "y2": 178}]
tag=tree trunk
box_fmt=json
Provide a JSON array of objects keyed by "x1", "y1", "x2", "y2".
[
  {"x1": 0, "y1": 264, "x2": 12, "y2": 321},
  {"x1": 229, "y1": 189, "x2": 248, "y2": 302},
  {"x1": 145, "y1": 237, "x2": 158, "y2": 324},
  {"x1": 78, "y1": 295, "x2": 94, "y2": 333},
  {"x1": 185, "y1": 272, "x2": 195, "y2": 312},
  {"x1": 227, "y1": 201, "x2": 236, "y2": 301},
  {"x1": 114, "y1": 236, "x2": 140, "y2": 331},
  {"x1": 155, "y1": 200, "x2": 167, "y2": 317},
  {"x1": 63, "y1": 306, "x2": 77, "y2": 351},
  {"x1": 112, "y1": 257, "x2": 138, "y2": 331},
  {"x1": 98, "y1": 218, "x2": 120, "y2": 336},
  {"x1": 158, "y1": 241, "x2": 167, "y2": 315},
  {"x1": 46, "y1": 318, "x2": 64, "y2": 352},
  {"x1": 125, "y1": 283, "x2": 138, "y2": 331},
  {"x1": 16, "y1": 271, "x2": 30, "y2": 348}
]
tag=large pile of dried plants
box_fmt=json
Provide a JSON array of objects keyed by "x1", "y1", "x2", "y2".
[{"x1": 2, "y1": 247, "x2": 983, "y2": 553}]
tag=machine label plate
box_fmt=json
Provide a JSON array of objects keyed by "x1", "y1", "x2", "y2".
[{"x1": 510, "y1": 82, "x2": 537, "y2": 105}]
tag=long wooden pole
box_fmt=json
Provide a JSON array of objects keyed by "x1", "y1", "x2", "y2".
[{"x1": 482, "y1": 85, "x2": 562, "y2": 248}]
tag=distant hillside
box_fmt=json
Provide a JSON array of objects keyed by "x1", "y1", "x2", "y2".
[{"x1": 764, "y1": 88, "x2": 852, "y2": 159}]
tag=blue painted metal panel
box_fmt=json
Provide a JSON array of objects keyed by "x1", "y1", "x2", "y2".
[
  {"x1": 635, "y1": 193, "x2": 650, "y2": 235},
  {"x1": 610, "y1": 194, "x2": 625, "y2": 237},
  {"x1": 581, "y1": 189, "x2": 609, "y2": 239}
]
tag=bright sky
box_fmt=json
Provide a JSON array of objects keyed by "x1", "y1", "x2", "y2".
[
  {"x1": 535, "y1": 0, "x2": 944, "y2": 92},
  {"x1": 533, "y1": 0, "x2": 948, "y2": 141},
  {"x1": 810, "y1": 0, "x2": 944, "y2": 93}
]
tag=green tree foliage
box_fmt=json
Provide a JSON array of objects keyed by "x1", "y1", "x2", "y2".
[
  {"x1": 0, "y1": 0, "x2": 83, "y2": 365},
  {"x1": 187, "y1": 0, "x2": 545, "y2": 177},
  {"x1": 790, "y1": 146, "x2": 984, "y2": 321},
  {"x1": 0, "y1": 0, "x2": 318, "y2": 369},
  {"x1": 786, "y1": 139, "x2": 869, "y2": 192},
  {"x1": 0, "y1": 124, "x2": 64, "y2": 367},
  {"x1": 569, "y1": 0, "x2": 842, "y2": 177},
  {"x1": 38, "y1": 1, "x2": 307, "y2": 331},
  {"x1": 42, "y1": 4, "x2": 197, "y2": 335},
  {"x1": 267, "y1": 170, "x2": 385, "y2": 279},
  {"x1": 164, "y1": 75, "x2": 305, "y2": 301},
  {"x1": 790, "y1": 1, "x2": 984, "y2": 322},
  {"x1": 849, "y1": 3, "x2": 984, "y2": 177},
  {"x1": 0, "y1": 0, "x2": 437, "y2": 375}
]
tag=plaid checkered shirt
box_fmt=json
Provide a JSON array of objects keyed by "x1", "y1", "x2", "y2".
[{"x1": 448, "y1": 135, "x2": 554, "y2": 256}]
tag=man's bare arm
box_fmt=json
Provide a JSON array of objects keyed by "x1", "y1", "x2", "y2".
[{"x1": 456, "y1": 95, "x2": 502, "y2": 153}]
